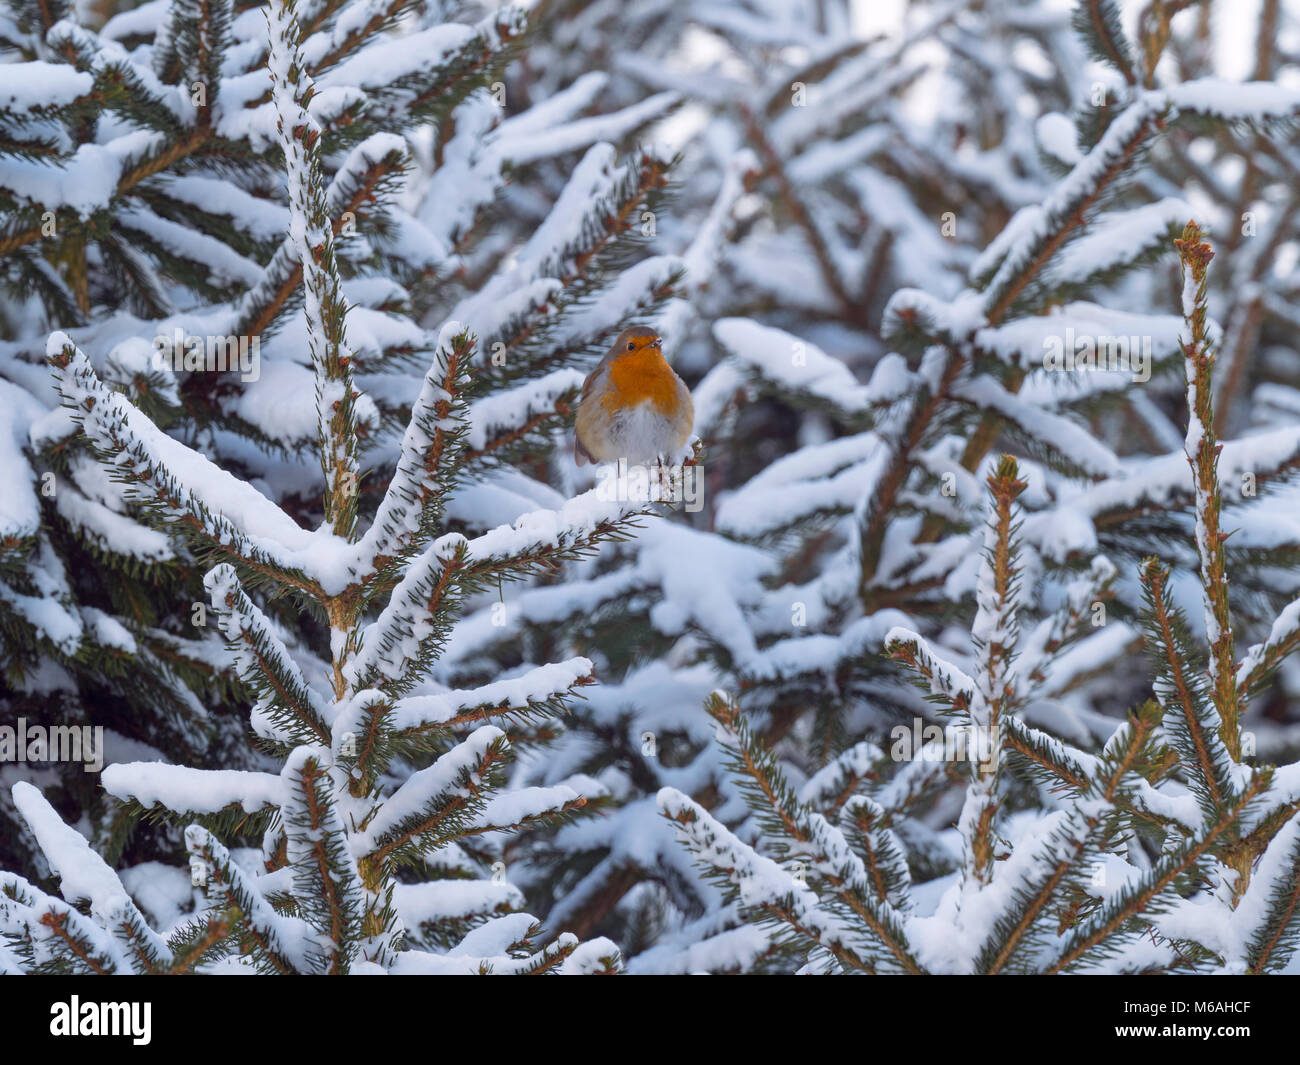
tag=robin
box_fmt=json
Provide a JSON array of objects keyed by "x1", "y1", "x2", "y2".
[{"x1": 574, "y1": 326, "x2": 694, "y2": 466}]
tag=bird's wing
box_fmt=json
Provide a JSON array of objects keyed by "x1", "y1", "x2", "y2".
[
  {"x1": 673, "y1": 373, "x2": 695, "y2": 448},
  {"x1": 574, "y1": 360, "x2": 607, "y2": 467},
  {"x1": 580, "y1": 360, "x2": 605, "y2": 403}
]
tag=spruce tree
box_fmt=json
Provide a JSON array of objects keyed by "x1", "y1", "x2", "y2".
[
  {"x1": 0, "y1": 0, "x2": 674, "y2": 892},
  {"x1": 0, "y1": 0, "x2": 669, "y2": 973}
]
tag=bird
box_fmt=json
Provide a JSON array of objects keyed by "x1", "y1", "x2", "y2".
[{"x1": 574, "y1": 326, "x2": 694, "y2": 466}]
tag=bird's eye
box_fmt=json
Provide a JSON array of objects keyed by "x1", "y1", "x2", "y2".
[{"x1": 627, "y1": 342, "x2": 635, "y2": 351}]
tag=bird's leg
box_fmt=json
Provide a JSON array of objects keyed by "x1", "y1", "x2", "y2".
[{"x1": 654, "y1": 456, "x2": 680, "y2": 503}]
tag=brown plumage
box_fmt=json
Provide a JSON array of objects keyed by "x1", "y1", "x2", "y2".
[{"x1": 574, "y1": 326, "x2": 694, "y2": 465}]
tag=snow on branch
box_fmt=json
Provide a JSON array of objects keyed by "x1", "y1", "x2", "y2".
[
  {"x1": 280, "y1": 745, "x2": 368, "y2": 972},
  {"x1": 712, "y1": 318, "x2": 873, "y2": 417},
  {"x1": 183, "y1": 825, "x2": 309, "y2": 974},
  {"x1": 1176, "y1": 222, "x2": 1241, "y2": 757},
  {"x1": 1237, "y1": 595, "x2": 1300, "y2": 700},
  {"x1": 11, "y1": 782, "x2": 172, "y2": 973},
  {"x1": 658, "y1": 787, "x2": 888, "y2": 973},
  {"x1": 267, "y1": 0, "x2": 359, "y2": 538},
  {"x1": 355, "y1": 322, "x2": 472, "y2": 582},
  {"x1": 205, "y1": 562, "x2": 334, "y2": 743},
  {"x1": 348, "y1": 487, "x2": 654, "y2": 694},
  {"x1": 355, "y1": 725, "x2": 507, "y2": 863},
  {"x1": 48, "y1": 333, "x2": 332, "y2": 593},
  {"x1": 102, "y1": 761, "x2": 286, "y2": 816}
]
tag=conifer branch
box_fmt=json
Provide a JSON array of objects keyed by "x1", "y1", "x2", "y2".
[
  {"x1": 47, "y1": 334, "x2": 328, "y2": 581},
  {"x1": 859, "y1": 349, "x2": 964, "y2": 603},
  {"x1": 267, "y1": 0, "x2": 359, "y2": 541},
  {"x1": 1237, "y1": 595, "x2": 1300, "y2": 700},
  {"x1": 956, "y1": 456, "x2": 1025, "y2": 886},
  {"x1": 229, "y1": 137, "x2": 409, "y2": 342},
  {"x1": 38, "y1": 909, "x2": 119, "y2": 975},
  {"x1": 1074, "y1": 0, "x2": 1138, "y2": 86},
  {"x1": 1242, "y1": 818, "x2": 1300, "y2": 973},
  {"x1": 1140, "y1": 557, "x2": 1236, "y2": 818},
  {"x1": 182, "y1": 825, "x2": 302, "y2": 974},
  {"x1": 1175, "y1": 221, "x2": 1241, "y2": 758},
  {"x1": 980, "y1": 708, "x2": 1160, "y2": 973},
  {"x1": 280, "y1": 746, "x2": 367, "y2": 973},
  {"x1": 11, "y1": 782, "x2": 171, "y2": 973},
  {"x1": 658, "y1": 787, "x2": 893, "y2": 974},
  {"x1": 1046, "y1": 772, "x2": 1270, "y2": 973},
  {"x1": 357, "y1": 727, "x2": 507, "y2": 871},
  {"x1": 698, "y1": 693, "x2": 924, "y2": 973},
  {"x1": 355, "y1": 325, "x2": 473, "y2": 590},
  {"x1": 205, "y1": 563, "x2": 333, "y2": 745}
]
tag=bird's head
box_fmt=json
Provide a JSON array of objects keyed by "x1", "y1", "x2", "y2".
[{"x1": 611, "y1": 326, "x2": 662, "y2": 357}]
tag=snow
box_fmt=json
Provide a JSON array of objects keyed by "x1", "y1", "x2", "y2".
[
  {"x1": 1050, "y1": 200, "x2": 1193, "y2": 284},
  {"x1": 154, "y1": 176, "x2": 291, "y2": 243},
  {"x1": 681, "y1": 149, "x2": 760, "y2": 282},
  {"x1": 635, "y1": 521, "x2": 774, "y2": 666},
  {"x1": 118, "y1": 205, "x2": 264, "y2": 287},
  {"x1": 0, "y1": 63, "x2": 93, "y2": 111},
  {"x1": 393, "y1": 879, "x2": 523, "y2": 927},
  {"x1": 514, "y1": 144, "x2": 622, "y2": 276},
  {"x1": 11, "y1": 782, "x2": 127, "y2": 910},
  {"x1": 102, "y1": 763, "x2": 286, "y2": 813},
  {"x1": 953, "y1": 376, "x2": 1120, "y2": 477},
  {"x1": 1034, "y1": 112, "x2": 1081, "y2": 166},
  {"x1": 234, "y1": 361, "x2": 320, "y2": 444},
  {"x1": 99, "y1": 0, "x2": 165, "y2": 40},
  {"x1": 713, "y1": 317, "x2": 873, "y2": 413},
  {"x1": 0, "y1": 542, "x2": 85, "y2": 654},
  {"x1": 357, "y1": 726, "x2": 506, "y2": 852},
  {"x1": 749, "y1": 610, "x2": 911, "y2": 684},
  {"x1": 385, "y1": 658, "x2": 594, "y2": 731},
  {"x1": 980, "y1": 93, "x2": 1170, "y2": 315},
  {"x1": 466, "y1": 369, "x2": 585, "y2": 451},
  {"x1": 473, "y1": 783, "x2": 582, "y2": 830},
  {"x1": 717, "y1": 431, "x2": 886, "y2": 537},
  {"x1": 320, "y1": 23, "x2": 476, "y2": 90},
  {"x1": 975, "y1": 302, "x2": 1188, "y2": 371},
  {"x1": 50, "y1": 335, "x2": 345, "y2": 584},
  {"x1": 0, "y1": 134, "x2": 158, "y2": 217},
  {"x1": 499, "y1": 93, "x2": 680, "y2": 167},
  {"x1": 448, "y1": 912, "x2": 538, "y2": 958},
  {"x1": 0, "y1": 380, "x2": 45, "y2": 542},
  {"x1": 1167, "y1": 79, "x2": 1300, "y2": 122}
]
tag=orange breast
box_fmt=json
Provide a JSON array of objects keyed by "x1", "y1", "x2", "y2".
[{"x1": 601, "y1": 349, "x2": 679, "y2": 415}]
